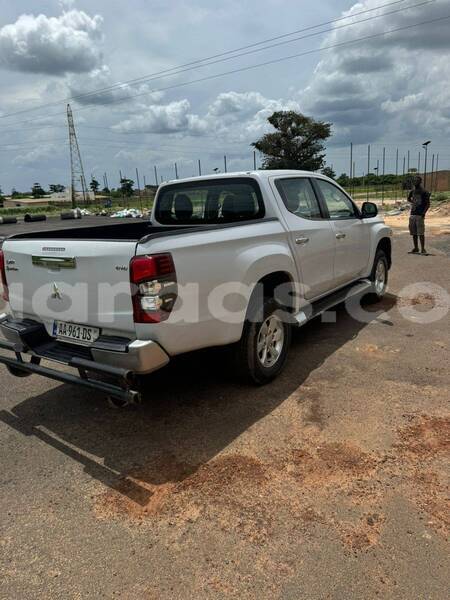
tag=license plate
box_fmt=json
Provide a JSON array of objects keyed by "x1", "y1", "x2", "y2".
[{"x1": 53, "y1": 321, "x2": 100, "y2": 346}]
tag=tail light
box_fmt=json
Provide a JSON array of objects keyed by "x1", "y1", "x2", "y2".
[
  {"x1": 0, "y1": 250, "x2": 9, "y2": 302},
  {"x1": 130, "y1": 253, "x2": 177, "y2": 323}
]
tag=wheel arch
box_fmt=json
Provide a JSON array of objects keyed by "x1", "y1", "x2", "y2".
[
  {"x1": 376, "y1": 237, "x2": 392, "y2": 269},
  {"x1": 244, "y1": 269, "x2": 296, "y2": 323}
]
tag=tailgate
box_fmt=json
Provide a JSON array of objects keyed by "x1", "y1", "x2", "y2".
[{"x1": 3, "y1": 239, "x2": 137, "y2": 337}]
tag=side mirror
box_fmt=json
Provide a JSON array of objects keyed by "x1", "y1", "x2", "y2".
[{"x1": 361, "y1": 201, "x2": 378, "y2": 218}]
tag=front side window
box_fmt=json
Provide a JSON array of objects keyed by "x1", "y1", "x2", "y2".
[
  {"x1": 275, "y1": 178, "x2": 322, "y2": 219},
  {"x1": 154, "y1": 178, "x2": 265, "y2": 224},
  {"x1": 315, "y1": 179, "x2": 357, "y2": 219}
]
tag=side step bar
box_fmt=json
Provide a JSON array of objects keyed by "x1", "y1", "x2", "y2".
[
  {"x1": 293, "y1": 279, "x2": 372, "y2": 326},
  {"x1": 0, "y1": 339, "x2": 140, "y2": 404}
]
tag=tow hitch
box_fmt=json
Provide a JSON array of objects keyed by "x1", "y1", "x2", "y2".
[{"x1": 0, "y1": 338, "x2": 141, "y2": 406}]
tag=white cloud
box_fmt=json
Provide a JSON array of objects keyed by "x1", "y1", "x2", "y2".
[
  {"x1": 301, "y1": 0, "x2": 450, "y2": 144},
  {"x1": 0, "y1": 10, "x2": 103, "y2": 75},
  {"x1": 110, "y1": 90, "x2": 301, "y2": 140},
  {"x1": 13, "y1": 144, "x2": 57, "y2": 166},
  {"x1": 68, "y1": 65, "x2": 164, "y2": 106},
  {"x1": 206, "y1": 91, "x2": 301, "y2": 142},
  {"x1": 112, "y1": 99, "x2": 209, "y2": 135}
]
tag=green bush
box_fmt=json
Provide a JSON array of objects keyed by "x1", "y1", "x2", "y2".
[{"x1": 431, "y1": 192, "x2": 450, "y2": 203}]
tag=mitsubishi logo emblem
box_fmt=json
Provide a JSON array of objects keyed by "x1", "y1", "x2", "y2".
[{"x1": 51, "y1": 283, "x2": 62, "y2": 300}]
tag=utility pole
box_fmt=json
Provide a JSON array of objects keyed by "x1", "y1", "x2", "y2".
[
  {"x1": 435, "y1": 153, "x2": 439, "y2": 191},
  {"x1": 174, "y1": 162, "x2": 178, "y2": 179},
  {"x1": 119, "y1": 170, "x2": 125, "y2": 206},
  {"x1": 430, "y1": 154, "x2": 435, "y2": 192},
  {"x1": 395, "y1": 148, "x2": 398, "y2": 203},
  {"x1": 135, "y1": 167, "x2": 142, "y2": 211},
  {"x1": 349, "y1": 142, "x2": 353, "y2": 179},
  {"x1": 253, "y1": 151, "x2": 257, "y2": 170},
  {"x1": 67, "y1": 104, "x2": 87, "y2": 208},
  {"x1": 154, "y1": 165, "x2": 158, "y2": 186},
  {"x1": 418, "y1": 151, "x2": 421, "y2": 173},
  {"x1": 375, "y1": 160, "x2": 379, "y2": 202},
  {"x1": 349, "y1": 142, "x2": 353, "y2": 196},
  {"x1": 422, "y1": 140, "x2": 431, "y2": 188},
  {"x1": 407, "y1": 150, "x2": 410, "y2": 172},
  {"x1": 198, "y1": 159, "x2": 202, "y2": 176},
  {"x1": 224, "y1": 155, "x2": 227, "y2": 173},
  {"x1": 366, "y1": 144, "x2": 371, "y2": 202},
  {"x1": 382, "y1": 147, "x2": 386, "y2": 205}
]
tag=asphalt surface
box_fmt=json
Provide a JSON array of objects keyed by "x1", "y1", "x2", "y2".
[{"x1": 0, "y1": 228, "x2": 449, "y2": 599}]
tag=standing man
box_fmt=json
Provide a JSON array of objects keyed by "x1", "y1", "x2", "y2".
[{"x1": 408, "y1": 175, "x2": 431, "y2": 255}]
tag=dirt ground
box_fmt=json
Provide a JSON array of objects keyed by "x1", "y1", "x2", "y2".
[
  {"x1": 0, "y1": 227, "x2": 449, "y2": 599},
  {"x1": 385, "y1": 202, "x2": 450, "y2": 236}
]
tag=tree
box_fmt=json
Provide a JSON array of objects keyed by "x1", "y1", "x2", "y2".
[
  {"x1": 49, "y1": 184, "x2": 65, "y2": 193},
  {"x1": 11, "y1": 188, "x2": 19, "y2": 197},
  {"x1": 90, "y1": 178, "x2": 100, "y2": 194},
  {"x1": 321, "y1": 166, "x2": 336, "y2": 179},
  {"x1": 31, "y1": 183, "x2": 45, "y2": 198},
  {"x1": 336, "y1": 173, "x2": 350, "y2": 187},
  {"x1": 252, "y1": 111, "x2": 331, "y2": 171},
  {"x1": 120, "y1": 178, "x2": 134, "y2": 197}
]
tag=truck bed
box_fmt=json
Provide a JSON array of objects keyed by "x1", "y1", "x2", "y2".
[
  {"x1": 5, "y1": 221, "x2": 189, "y2": 242},
  {"x1": 5, "y1": 218, "x2": 274, "y2": 243}
]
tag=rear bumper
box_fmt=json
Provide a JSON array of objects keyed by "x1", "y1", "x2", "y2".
[
  {"x1": 0, "y1": 314, "x2": 170, "y2": 402},
  {"x1": 0, "y1": 314, "x2": 169, "y2": 375}
]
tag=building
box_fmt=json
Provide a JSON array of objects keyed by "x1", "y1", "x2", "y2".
[
  {"x1": 413, "y1": 170, "x2": 450, "y2": 192},
  {"x1": 3, "y1": 188, "x2": 95, "y2": 208}
]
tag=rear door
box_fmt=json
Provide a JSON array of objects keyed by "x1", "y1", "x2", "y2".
[
  {"x1": 312, "y1": 178, "x2": 369, "y2": 286},
  {"x1": 3, "y1": 239, "x2": 138, "y2": 338},
  {"x1": 270, "y1": 176, "x2": 336, "y2": 299}
]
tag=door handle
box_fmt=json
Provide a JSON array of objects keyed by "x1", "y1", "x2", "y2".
[
  {"x1": 295, "y1": 237, "x2": 309, "y2": 245},
  {"x1": 335, "y1": 232, "x2": 346, "y2": 240}
]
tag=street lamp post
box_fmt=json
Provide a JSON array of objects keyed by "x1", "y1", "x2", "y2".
[
  {"x1": 374, "y1": 165, "x2": 379, "y2": 202},
  {"x1": 422, "y1": 140, "x2": 431, "y2": 188}
]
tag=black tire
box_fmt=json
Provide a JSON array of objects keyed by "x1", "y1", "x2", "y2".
[
  {"x1": 6, "y1": 365, "x2": 31, "y2": 378},
  {"x1": 365, "y1": 249, "x2": 388, "y2": 304},
  {"x1": 234, "y1": 296, "x2": 292, "y2": 385}
]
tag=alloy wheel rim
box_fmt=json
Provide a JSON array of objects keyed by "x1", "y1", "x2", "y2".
[
  {"x1": 375, "y1": 260, "x2": 386, "y2": 296},
  {"x1": 256, "y1": 314, "x2": 285, "y2": 368}
]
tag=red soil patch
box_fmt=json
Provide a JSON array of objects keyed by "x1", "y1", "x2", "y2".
[{"x1": 395, "y1": 416, "x2": 450, "y2": 458}]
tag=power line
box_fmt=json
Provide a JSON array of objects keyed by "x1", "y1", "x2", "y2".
[
  {"x1": 0, "y1": 0, "x2": 415, "y2": 122},
  {"x1": 69, "y1": 12, "x2": 450, "y2": 114},
  {"x1": 1, "y1": 11, "x2": 446, "y2": 133}
]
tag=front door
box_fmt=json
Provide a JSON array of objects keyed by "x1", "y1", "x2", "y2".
[
  {"x1": 270, "y1": 176, "x2": 337, "y2": 300},
  {"x1": 313, "y1": 178, "x2": 369, "y2": 286}
]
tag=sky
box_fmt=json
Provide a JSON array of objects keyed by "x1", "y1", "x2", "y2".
[{"x1": 0, "y1": 0, "x2": 449, "y2": 192}]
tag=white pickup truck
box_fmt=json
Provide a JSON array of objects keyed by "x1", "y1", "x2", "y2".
[{"x1": 0, "y1": 170, "x2": 392, "y2": 405}]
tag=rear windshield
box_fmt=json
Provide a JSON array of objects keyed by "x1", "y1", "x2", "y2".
[{"x1": 154, "y1": 177, "x2": 265, "y2": 224}]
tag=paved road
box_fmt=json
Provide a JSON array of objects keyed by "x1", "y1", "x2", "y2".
[{"x1": 0, "y1": 230, "x2": 449, "y2": 599}]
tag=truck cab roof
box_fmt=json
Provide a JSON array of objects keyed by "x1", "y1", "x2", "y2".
[{"x1": 161, "y1": 169, "x2": 323, "y2": 187}]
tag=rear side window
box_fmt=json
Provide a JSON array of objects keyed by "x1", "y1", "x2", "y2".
[
  {"x1": 275, "y1": 178, "x2": 322, "y2": 219},
  {"x1": 154, "y1": 178, "x2": 265, "y2": 224}
]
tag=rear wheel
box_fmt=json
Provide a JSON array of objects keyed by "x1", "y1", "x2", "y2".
[
  {"x1": 234, "y1": 297, "x2": 291, "y2": 384},
  {"x1": 366, "y1": 249, "x2": 388, "y2": 303}
]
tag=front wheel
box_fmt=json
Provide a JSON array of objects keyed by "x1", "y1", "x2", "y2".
[
  {"x1": 234, "y1": 297, "x2": 292, "y2": 385},
  {"x1": 366, "y1": 249, "x2": 388, "y2": 303}
]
